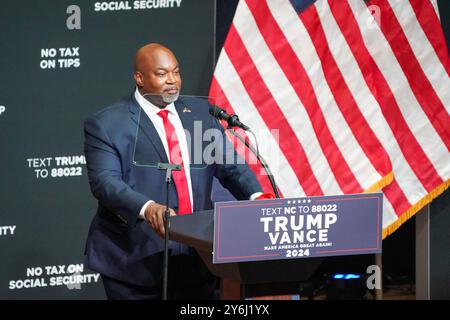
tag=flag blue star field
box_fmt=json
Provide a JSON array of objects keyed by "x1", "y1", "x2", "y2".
[{"x1": 210, "y1": 0, "x2": 449, "y2": 238}]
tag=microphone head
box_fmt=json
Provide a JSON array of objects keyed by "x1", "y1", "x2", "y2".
[
  {"x1": 209, "y1": 105, "x2": 229, "y2": 120},
  {"x1": 209, "y1": 105, "x2": 250, "y2": 131}
]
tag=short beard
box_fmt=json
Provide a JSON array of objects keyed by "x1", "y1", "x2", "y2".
[
  {"x1": 162, "y1": 92, "x2": 179, "y2": 104},
  {"x1": 143, "y1": 91, "x2": 179, "y2": 107}
]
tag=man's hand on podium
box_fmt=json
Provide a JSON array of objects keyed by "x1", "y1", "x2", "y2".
[
  {"x1": 144, "y1": 203, "x2": 176, "y2": 238},
  {"x1": 256, "y1": 193, "x2": 276, "y2": 200}
]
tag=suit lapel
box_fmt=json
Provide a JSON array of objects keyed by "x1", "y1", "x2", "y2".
[
  {"x1": 129, "y1": 95, "x2": 168, "y2": 164},
  {"x1": 174, "y1": 98, "x2": 196, "y2": 161}
]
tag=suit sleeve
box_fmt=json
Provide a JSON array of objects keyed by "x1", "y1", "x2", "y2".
[
  {"x1": 212, "y1": 118, "x2": 263, "y2": 200},
  {"x1": 84, "y1": 115, "x2": 149, "y2": 226}
]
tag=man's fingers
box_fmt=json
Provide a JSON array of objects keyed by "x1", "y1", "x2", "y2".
[
  {"x1": 151, "y1": 213, "x2": 161, "y2": 236},
  {"x1": 144, "y1": 203, "x2": 177, "y2": 238},
  {"x1": 155, "y1": 209, "x2": 166, "y2": 237}
]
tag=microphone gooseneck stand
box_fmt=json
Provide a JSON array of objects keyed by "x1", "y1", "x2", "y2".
[
  {"x1": 157, "y1": 162, "x2": 181, "y2": 300},
  {"x1": 210, "y1": 104, "x2": 280, "y2": 198},
  {"x1": 226, "y1": 128, "x2": 281, "y2": 199}
]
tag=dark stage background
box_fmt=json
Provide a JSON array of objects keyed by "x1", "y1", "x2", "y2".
[{"x1": 0, "y1": 0, "x2": 215, "y2": 299}]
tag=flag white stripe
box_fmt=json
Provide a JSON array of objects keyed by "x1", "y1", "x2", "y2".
[
  {"x1": 317, "y1": 0, "x2": 429, "y2": 202},
  {"x1": 430, "y1": 0, "x2": 441, "y2": 19},
  {"x1": 346, "y1": 0, "x2": 430, "y2": 205},
  {"x1": 348, "y1": 0, "x2": 449, "y2": 183},
  {"x1": 214, "y1": 51, "x2": 305, "y2": 197},
  {"x1": 233, "y1": 0, "x2": 343, "y2": 194},
  {"x1": 268, "y1": 0, "x2": 381, "y2": 189},
  {"x1": 382, "y1": 196, "x2": 399, "y2": 228},
  {"x1": 388, "y1": 0, "x2": 450, "y2": 112}
]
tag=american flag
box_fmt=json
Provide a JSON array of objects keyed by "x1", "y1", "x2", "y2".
[{"x1": 209, "y1": 0, "x2": 450, "y2": 238}]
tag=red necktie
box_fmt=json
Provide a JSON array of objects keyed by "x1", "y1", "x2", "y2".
[{"x1": 157, "y1": 109, "x2": 192, "y2": 215}]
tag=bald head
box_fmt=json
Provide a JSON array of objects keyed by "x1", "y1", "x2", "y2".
[
  {"x1": 133, "y1": 43, "x2": 182, "y2": 106},
  {"x1": 134, "y1": 43, "x2": 176, "y2": 73}
]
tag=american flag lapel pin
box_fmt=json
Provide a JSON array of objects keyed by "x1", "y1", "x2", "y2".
[{"x1": 182, "y1": 106, "x2": 191, "y2": 113}]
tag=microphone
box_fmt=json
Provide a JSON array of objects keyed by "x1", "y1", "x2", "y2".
[{"x1": 209, "y1": 105, "x2": 250, "y2": 131}]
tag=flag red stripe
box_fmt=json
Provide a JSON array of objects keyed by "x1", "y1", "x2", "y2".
[
  {"x1": 370, "y1": 0, "x2": 450, "y2": 151},
  {"x1": 383, "y1": 178, "x2": 412, "y2": 216},
  {"x1": 245, "y1": 0, "x2": 363, "y2": 194},
  {"x1": 330, "y1": 0, "x2": 444, "y2": 193},
  {"x1": 209, "y1": 77, "x2": 277, "y2": 195},
  {"x1": 300, "y1": 4, "x2": 392, "y2": 179},
  {"x1": 225, "y1": 24, "x2": 324, "y2": 195},
  {"x1": 317, "y1": 0, "x2": 410, "y2": 215},
  {"x1": 409, "y1": 0, "x2": 450, "y2": 76}
]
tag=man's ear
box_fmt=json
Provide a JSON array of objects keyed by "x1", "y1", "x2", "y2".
[{"x1": 134, "y1": 72, "x2": 144, "y2": 87}]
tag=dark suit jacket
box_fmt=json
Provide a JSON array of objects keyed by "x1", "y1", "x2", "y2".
[{"x1": 83, "y1": 94, "x2": 262, "y2": 286}]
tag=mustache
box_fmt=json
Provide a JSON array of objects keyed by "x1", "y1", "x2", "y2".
[{"x1": 164, "y1": 86, "x2": 178, "y2": 91}]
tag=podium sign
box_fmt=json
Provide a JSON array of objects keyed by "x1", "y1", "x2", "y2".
[{"x1": 213, "y1": 193, "x2": 382, "y2": 264}]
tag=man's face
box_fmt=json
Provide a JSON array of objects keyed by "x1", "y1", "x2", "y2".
[{"x1": 135, "y1": 49, "x2": 182, "y2": 105}]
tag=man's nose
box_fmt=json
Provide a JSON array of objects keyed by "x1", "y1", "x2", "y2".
[{"x1": 166, "y1": 72, "x2": 176, "y2": 83}]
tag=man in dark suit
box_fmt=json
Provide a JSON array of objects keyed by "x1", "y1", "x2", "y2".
[{"x1": 83, "y1": 43, "x2": 263, "y2": 300}]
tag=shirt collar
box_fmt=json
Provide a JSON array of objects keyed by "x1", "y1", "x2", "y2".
[{"x1": 134, "y1": 87, "x2": 177, "y2": 115}]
